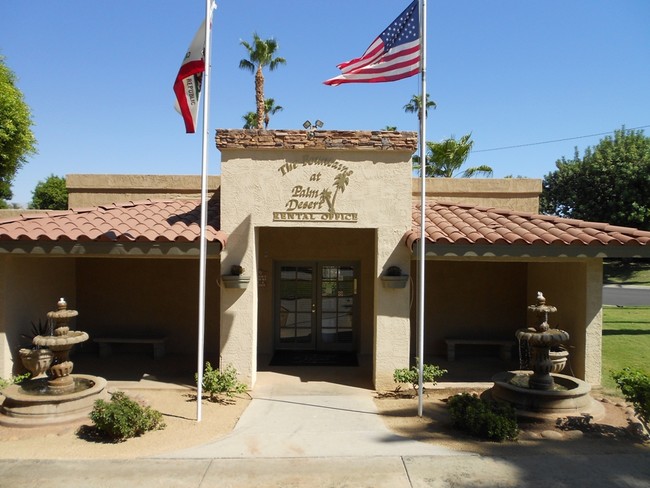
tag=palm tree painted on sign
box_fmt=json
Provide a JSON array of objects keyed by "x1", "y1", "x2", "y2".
[
  {"x1": 242, "y1": 99, "x2": 284, "y2": 129},
  {"x1": 330, "y1": 172, "x2": 350, "y2": 212},
  {"x1": 414, "y1": 133, "x2": 493, "y2": 178},
  {"x1": 239, "y1": 34, "x2": 286, "y2": 129},
  {"x1": 403, "y1": 93, "x2": 436, "y2": 121},
  {"x1": 318, "y1": 171, "x2": 351, "y2": 214}
]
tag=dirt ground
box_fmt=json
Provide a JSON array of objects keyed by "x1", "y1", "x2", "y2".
[
  {"x1": 374, "y1": 387, "x2": 649, "y2": 456},
  {"x1": 0, "y1": 388, "x2": 251, "y2": 459},
  {"x1": 0, "y1": 384, "x2": 647, "y2": 459}
]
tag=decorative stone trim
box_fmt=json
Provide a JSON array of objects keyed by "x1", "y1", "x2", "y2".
[{"x1": 216, "y1": 129, "x2": 418, "y2": 152}]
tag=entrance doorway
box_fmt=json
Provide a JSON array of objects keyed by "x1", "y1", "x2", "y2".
[{"x1": 275, "y1": 262, "x2": 358, "y2": 352}]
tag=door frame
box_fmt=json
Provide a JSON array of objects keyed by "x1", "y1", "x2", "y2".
[{"x1": 273, "y1": 260, "x2": 359, "y2": 352}]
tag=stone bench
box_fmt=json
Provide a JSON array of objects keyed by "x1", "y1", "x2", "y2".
[
  {"x1": 94, "y1": 336, "x2": 167, "y2": 359},
  {"x1": 445, "y1": 339, "x2": 514, "y2": 362}
]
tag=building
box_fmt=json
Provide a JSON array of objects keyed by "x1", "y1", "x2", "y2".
[{"x1": 1, "y1": 130, "x2": 649, "y2": 389}]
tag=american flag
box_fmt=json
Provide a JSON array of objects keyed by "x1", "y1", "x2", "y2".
[{"x1": 324, "y1": 0, "x2": 420, "y2": 86}]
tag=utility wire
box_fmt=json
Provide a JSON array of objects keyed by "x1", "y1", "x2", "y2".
[{"x1": 473, "y1": 125, "x2": 650, "y2": 153}]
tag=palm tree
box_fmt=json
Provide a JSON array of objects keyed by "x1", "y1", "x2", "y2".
[
  {"x1": 239, "y1": 34, "x2": 286, "y2": 129},
  {"x1": 414, "y1": 133, "x2": 493, "y2": 178},
  {"x1": 403, "y1": 93, "x2": 436, "y2": 121},
  {"x1": 242, "y1": 112, "x2": 257, "y2": 129},
  {"x1": 242, "y1": 99, "x2": 283, "y2": 129},
  {"x1": 263, "y1": 98, "x2": 283, "y2": 129}
]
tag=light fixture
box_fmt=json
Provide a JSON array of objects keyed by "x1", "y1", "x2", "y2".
[{"x1": 303, "y1": 119, "x2": 324, "y2": 130}]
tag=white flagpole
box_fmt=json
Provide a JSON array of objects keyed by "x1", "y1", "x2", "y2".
[
  {"x1": 196, "y1": 0, "x2": 216, "y2": 422},
  {"x1": 417, "y1": 0, "x2": 427, "y2": 418}
]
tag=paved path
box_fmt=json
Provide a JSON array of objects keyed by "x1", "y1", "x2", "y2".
[{"x1": 159, "y1": 370, "x2": 462, "y2": 459}]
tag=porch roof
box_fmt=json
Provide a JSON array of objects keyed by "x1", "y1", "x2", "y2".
[
  {"x1": 406, "y1": 201, "x2": 650, "y2": 258},
  {"x1": 0, "y1": 199, "x2": 227, "y2": 256}
]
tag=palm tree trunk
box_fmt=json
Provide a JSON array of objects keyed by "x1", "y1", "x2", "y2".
[{"x1": 255, "y1": 67, "x2": 265, "y2": 130}]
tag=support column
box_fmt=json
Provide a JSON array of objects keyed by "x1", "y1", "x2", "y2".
[
  {"x1": 584, "y1": 258, "x2": 603, "y2": 386},
  {"x1": 219, "y1": 224, "x2": 258, "y2": 388},
  {"x1": 373, "y1": 229, "x2": 411, "y2": 390}
]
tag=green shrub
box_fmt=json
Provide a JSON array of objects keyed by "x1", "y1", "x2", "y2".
[
  {"x1": 612, "y1": 367, "x2": 650, "y2": 428},
  {"x1": 196, "y1": 362, "x2": 247, "y2": 402},
  {"x1": 447, "y1": 393, "x2": 519, "y2": 442},
  {"x1": 0, "y1": 373, "x2": 30, "y2": 390},
  {"x1": 89, "y1": 391, "x2": 165, "y2": 440},
  {"x1": 393, "y1": 358, "x2": 447, "y2": 393}
]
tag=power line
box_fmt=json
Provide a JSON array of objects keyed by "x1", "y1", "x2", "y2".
[{"x1": 473, "y1": 125, "x2": 650, "y2": 153}]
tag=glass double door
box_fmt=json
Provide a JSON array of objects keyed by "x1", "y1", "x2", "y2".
[{"x1": 276, "y1": 262, "x2": 357, "y2": 351}]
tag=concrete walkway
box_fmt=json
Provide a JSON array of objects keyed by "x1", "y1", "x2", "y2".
[
  {"x1": 159, "y1": 370, "x2": 464, "y2": 459},
  {"x1": 0, "y1": 368, "x2": 648, "y2": 487}
]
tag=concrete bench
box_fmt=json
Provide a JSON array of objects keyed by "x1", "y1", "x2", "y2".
[
  {"x1": 94, "y1": 336, "x2": 167, "y2": 359},
  {"x1": 445, "y1": 339, "x2": 514, "y2": 362}
]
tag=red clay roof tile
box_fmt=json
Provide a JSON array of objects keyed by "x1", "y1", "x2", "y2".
[
  {"x1": 406, "y1": 201, "x2": 650, "y2": 250},
  {"x1": 0, "y1": 199, "x2": 226, "y2": 248}
]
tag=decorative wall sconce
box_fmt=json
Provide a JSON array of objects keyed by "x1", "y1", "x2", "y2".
[
  {"x1": 222, "y1": 264, "x2": 251, "y2": 289},
  {"x1": 380, "y1": 266, "x2": 409, "y2": 288}
]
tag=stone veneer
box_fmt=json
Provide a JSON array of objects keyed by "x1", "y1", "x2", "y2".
[{"x1": 216, "y1": 129, "x2": 418, "y2": 152}]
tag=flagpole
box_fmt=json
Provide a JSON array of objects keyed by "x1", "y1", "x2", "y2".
[
  {"x1": 196, "y1": 0, "x2": 215, "y2": 422},
  {"x1": 417, "y1": 0, "x2": 427, "y2": 418}
]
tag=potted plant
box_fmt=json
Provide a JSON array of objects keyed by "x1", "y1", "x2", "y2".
[
  {"x1": 18, "y1": 319, "x2": 54, "y2": 379},
  {"x1": 549, "y1": 345, "x2": 569, "y2": 373},
  {"x1": 222, "y1": 265, "x2": 251, "y2": 289},
  {"x1": 381, "y1": 266, "x2": 409, "y2": 289}
]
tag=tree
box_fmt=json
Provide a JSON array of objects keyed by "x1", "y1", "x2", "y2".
[
  {"x1": 403, "y1": 93, "x2": 436, "y2": 120},
  {"x1": 242, "y1": 98, "x2": 283, "y2": 129},
  {"x1": 414, "y1": 134, "x2": 493, "y2": 178},
  {"x1": 30, "y1": 174, "x2": 68, "y2": 210},
  {"x1": 382, "y1": 126, "x2": 397, "y2": 131},
  {"x1": 242, "y1": 112, "x2": 257, "y2": 130},
  {"x1": 239, "y1": 34, "x2": 286, "y2": 129},
  {"x1": 262, "y1": 98, "x2": 283, "y2": 129},
  {"x1": 541, "y1": 127, "x2": 650, "y2": 230},
  {"x1": 0, "y1": 56, "x2": 37, "y2": 202}
]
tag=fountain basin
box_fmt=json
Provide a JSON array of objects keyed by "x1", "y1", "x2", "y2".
[
  {"x1": 490, "y1": 371, "x2": 604, "y2": 420},
  {"x1": 0, "y1": 374, "x2": 107, "y2": 427}
]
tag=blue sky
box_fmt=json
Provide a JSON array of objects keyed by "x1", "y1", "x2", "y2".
[{"x1": 1, "y1": 1, "x2": 649, "y2": 206}]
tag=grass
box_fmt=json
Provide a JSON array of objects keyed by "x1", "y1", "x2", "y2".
[
  {"x1": 601, "y1": 306, "x2": 650, "y2": 394},
  {"x1": 603, "y1": 258, "x2": 650, "y2": 286}
]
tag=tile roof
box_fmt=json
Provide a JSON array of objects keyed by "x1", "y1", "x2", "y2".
[
  {"x1": 0, "y1": 199, "x2": 227, "y2": 247},
  {"x1": 406, "y1": 201, "x2": 650, "y2": 250}
]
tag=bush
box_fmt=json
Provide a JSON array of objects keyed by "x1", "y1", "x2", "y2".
[
  {"x1": 0, "y1": 373, "x2": 30, "y2": 390},
  {"x1": 89, "y1": 391, "x2": 165, "y2": 440},
  {"x1": 393, "y1": 358, "x2": 447, "y2": 392},
  {"x1": 612, "y1": 367, "x2": 650, "y2": 429},
  {"x1": 196, "y1": 362, "x2": 247, "y2": 402},
  {"x1": 447, "y1": 393, "x2": 519, "y2": 442}
]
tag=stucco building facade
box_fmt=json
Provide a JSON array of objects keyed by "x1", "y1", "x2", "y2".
[{"x1": 1, "y1": 129, "x2": 649, "y2": 390}]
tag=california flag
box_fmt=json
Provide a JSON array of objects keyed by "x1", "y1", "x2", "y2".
[{"x1": 173, "y1": 20, "x2": 207, "y2": 133}]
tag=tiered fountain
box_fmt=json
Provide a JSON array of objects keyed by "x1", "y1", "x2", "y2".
[
  {"x1": 490, "y1": 292, "x2": 603, "y2": 419},
  {"x1": 0, "y1": 298, "x2": 107, "y2": 427}
]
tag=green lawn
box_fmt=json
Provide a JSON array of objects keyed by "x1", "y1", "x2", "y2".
[
  {"x1": 601, "y1": 306, "x2": 650, "y2": 394},
  {"x1": 603, "y1": 259, "x2": 650, "y2": 286}
]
